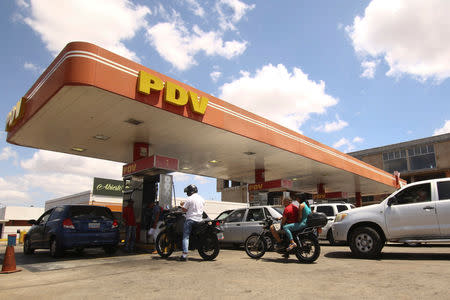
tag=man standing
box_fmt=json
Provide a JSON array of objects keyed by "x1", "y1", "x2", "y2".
[
  {"x1": 179, "y1": 184, "x2": 205, "y2": 261},
  {"x1": 122, "y1": 199, "x2": 136, "y2": 253}
]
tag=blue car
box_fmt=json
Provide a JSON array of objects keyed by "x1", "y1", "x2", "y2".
[{"x1": 24, "y1": 205, "x2": 120, "y2": 257}]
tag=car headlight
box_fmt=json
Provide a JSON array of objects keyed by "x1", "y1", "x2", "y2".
[{"x1": 335, "y1": 213, "x2": 348, "y2": 222}]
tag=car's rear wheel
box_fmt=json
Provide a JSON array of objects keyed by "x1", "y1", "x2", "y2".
[
  {"x1": 349, "y1": 226, "x2": 383, "y2": 259},
  {"x1": 24, "y1": 237, "x2": 34, "y2": 255},
  {"x1": 50, "y1": 237, "x2": 64, "y2": 258}
]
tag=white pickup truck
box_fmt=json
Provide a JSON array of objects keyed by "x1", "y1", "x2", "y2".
[{"x1": 332, "y1": 178, "x2": 450, "y2": 258}]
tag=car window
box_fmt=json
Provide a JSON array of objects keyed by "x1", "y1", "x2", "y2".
[
  {"x1": 316, "y1": 206, "x2": 334, "y2": 217},
  {"x1": 226, "y1": 209, "x2": 246, "y2": 222},
  {"x1": 393, "y1": 183, "x2": 431, "y2": 205},
  {"x1": 437, "y1": 181, "x2": 450, "y2": 200},
  {"x1": 337, "y1": 205, "x2": 349, "y2": 212},
  {"x1": 246, "y1": 208, "x2": 264, "y2": 221},
  {"x1": 48, "y1": 207, "x2": 64, "y2": 221},
  {"x1": 69, "y1": 206, "x2": 113, "y2": 219},
  {"x1": 216, "y1": 210, "x2": 232, "y2": 221},
  {"x1": 37, "y1": 209, "x2": 54, "y2": 225},
  {"x1": 272, "y1": 207, "x2": 283, "y2": 215}
]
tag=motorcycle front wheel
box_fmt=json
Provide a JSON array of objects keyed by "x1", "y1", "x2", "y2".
[
  {"x1": 198, "y1": 232, "x2": 220, "y2": 260},
  {"x1": 156, "y1": 230, "x2": 174, "y2": 258},
  {"x1": 295, "y1": 235, "x2": 320, "y2": 263},
  {"x1": 244, "y1": 233, "x2": 267, "y2": 259}
]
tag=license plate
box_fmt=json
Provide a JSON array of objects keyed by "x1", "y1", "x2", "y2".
[
  {"x1": 217, "y1": 232, "x2": 224, "y2": 240},
  {"x1": 88, "y1": 222, "x2": 100, "y2": 229}
]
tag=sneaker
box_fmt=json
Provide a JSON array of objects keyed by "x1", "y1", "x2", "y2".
[
  {"x1": 151, "y1": 250, "x2": 158, "y2": 254},
  {"x1": 178, "y1": 256, "x2": 187, "y2": 262},
  {"x1": 286, "y1": 242, "x2": 297, "y2": 252}
]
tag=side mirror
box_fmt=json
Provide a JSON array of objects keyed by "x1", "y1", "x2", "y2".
[{"x1": 28, "y1": 219, "x2": 37, "y2": 225}]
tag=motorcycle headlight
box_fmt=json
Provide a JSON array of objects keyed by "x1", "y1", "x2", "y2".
[{"x1": 335, "y1": 213, "x2": 348, "y2": 222}]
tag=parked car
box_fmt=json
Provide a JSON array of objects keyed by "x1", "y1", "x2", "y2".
[
  {"x1": 218, "y1": 206, "x2": 282, "y2": 248},
  {"x1": 332, "y1": 178, "x2": 450, "y2": 258},
  {"x1": 24, "y1": 205, "x2": 120, "y2": 257},
  {"x1": 214, "y1": 209, "x2": 234, "y2": 221},
  {"x1": 310, "y1": 202, "x2": 355, "y2": 245}
]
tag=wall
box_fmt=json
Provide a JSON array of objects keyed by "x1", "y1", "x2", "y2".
[
  {"x1": 221, "y1": 185, "x2": 248, "y2": 203},
  {"x1": 436, "y1": 140, "x2": 450, "y2": 170},
  {"x1": 45, "y1": 191, "x2": 91, "y2": 210},
  {"x1": 174, "y1": 198, "x2": 247, "y2": 219},
  {"x1": 0, "y1": 206, "x2": 44, "y2": 239},
  {"x1": 358, "y1": 153, "x2": 383, "y2": 169}
]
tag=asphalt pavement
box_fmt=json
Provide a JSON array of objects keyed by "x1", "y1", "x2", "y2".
[{"x1": 1, "y1": 242, "x2": 450, "y2": 299}]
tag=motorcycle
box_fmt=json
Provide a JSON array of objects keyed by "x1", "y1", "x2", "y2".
[
  {"x1": 244, "y1": 213, "x2": 327, "y2": 263},
  {"x1": 155, "y1": 208, "x2": 223, "y2": 260}
]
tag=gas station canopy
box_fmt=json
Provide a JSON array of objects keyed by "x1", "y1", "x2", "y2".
[{"x1": 6, "y1": 42, "x2": 404, "y2": 196}]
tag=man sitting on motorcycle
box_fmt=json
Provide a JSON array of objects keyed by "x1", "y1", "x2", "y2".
[
  {"x1": 179, "y1": 184, "x2": 205, "y2": 261},
  {"x1": 270, "y1": 196, "x2": 298, "y2": 250},
  {"x1": 283, "y1": 197, "x2": 312, "y2": 251}
]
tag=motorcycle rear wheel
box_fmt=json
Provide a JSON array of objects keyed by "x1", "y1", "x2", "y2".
[
  {"x1": 244, "y1": 233, "x2": 267, "y2": 259},
  {"x1": 295, "y1": 235, "x2": 320, "y2": 263},
  {"x1": 198, "y1": 232, "x2": 220, "y2": 261},
  {"x1": 156, "y1": 230, "x2": 174, "y2": 258}
]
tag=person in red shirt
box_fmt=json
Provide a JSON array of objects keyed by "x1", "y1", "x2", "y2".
[
  {"x1": 122, "y1": 199, "x2": 136, "y2": 252},
  {"x1": 270, "y1": 197, "x2": 298, "y2": 250}
]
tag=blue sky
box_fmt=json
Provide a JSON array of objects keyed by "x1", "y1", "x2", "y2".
[{"x1": 1, "y1": 0, "x2": 449, "y2": 207}]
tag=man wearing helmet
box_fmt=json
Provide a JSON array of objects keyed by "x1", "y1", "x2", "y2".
[{"x1": 179, "y1": 184, "x2": 205, "y2": 261}]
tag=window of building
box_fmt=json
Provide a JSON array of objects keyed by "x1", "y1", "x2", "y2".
[
  {"x1": 383, "y1": 149, "x2": 407, "y2": 173},
  {"x1": 407, "y1": 144, "x2": 436, "y2": 170}
]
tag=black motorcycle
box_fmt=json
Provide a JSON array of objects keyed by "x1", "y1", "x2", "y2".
[
  {"x1": 155, "y1": 209, "x2": 223, "y2": 260},
  {"x1": 244, "y1": 213, "x2": 327, "y2": 263}
]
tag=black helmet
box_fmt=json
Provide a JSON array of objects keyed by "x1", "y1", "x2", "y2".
[{"x1": 184, "y1": 184, "x2": 198, "y2": 196}]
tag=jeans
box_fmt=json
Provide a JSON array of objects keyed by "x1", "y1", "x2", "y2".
[
  {"x1": 125, "y1": 225, "x2": 136, "y2": 251},
  {"x1": 283, "y1": 222, "x2": 306, "y2": 241},
  {"x1": 182, "y1": 219, "x2": 198, "y2": 254}
]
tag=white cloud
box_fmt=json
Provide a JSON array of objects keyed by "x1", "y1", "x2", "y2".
[
  {"x1": 210, "y1": 71, "x2": 222, "y2": 82},
  {"x1": 219, "y1": 64, "x2": 338, "y2": 132},
  {"x1": 21, "y1": 0, "x2": 151, "y2": 61},
  {"x1": 23, "y1": 62, "x2": 42, "y2": 73},
  {"x1": 184, "y1": 0, "x2": 205, "y2": 17},
  {"x1": 360, "y1": 59, "x2": 379, "y2": 79},
  {"x1": 0, "y1": 177, "x2": 33, "y2": 206},
  {"x1": 216, "y1": 0, "x2": 255, "y2": 31},
  {"x1": 347, "y1": 0, "x2": 450, "y2": 82},
  {"x1": 313, "y1": 115, "x2": 348, "y2": 133},
  {"x1": 352, "y1": 136, "x2": 364, "y2": 143},
  {"x1": 433, "y1": 120, "x2": 450, "y2": 136},
  {"x1": 21, "y1": 150, "x2": 123, "y2": 179},
  {"x1": 333, "y1": 136, "x2": 364, "y2": 153},
  {"x1": 0, "y1": 147, "x2": 18, "y2": 161},
  {"x1": 16, "y1": 0, "x2": 29, "y2": 8},
  {"x1": 146, "y1": 22, "x2": 247, "y2": 70}
]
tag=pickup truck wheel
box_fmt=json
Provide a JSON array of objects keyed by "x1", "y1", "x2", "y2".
[
  {"x1": 327, "y1": 229, "x2": 336, "y2": 246},
  {"x1": 349, "y1": 227, "x2": 382, "y2": 259}
]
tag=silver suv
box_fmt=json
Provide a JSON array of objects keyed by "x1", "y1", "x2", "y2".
[{"x1": 310, "y1": 202, "x2": 355, "y2": 245}]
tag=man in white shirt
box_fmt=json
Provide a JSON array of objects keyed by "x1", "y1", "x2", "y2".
[{"x1": 179, "y1": 184, "x2": 205, "y2": 261}]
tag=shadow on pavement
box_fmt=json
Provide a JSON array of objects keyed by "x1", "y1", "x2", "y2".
[
  {"x1": 325, "y1": 250, "x2": 450, "y2": 261},
  {"x1": 0, "y1": 245, "x2": 149, "y2": 268}
]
